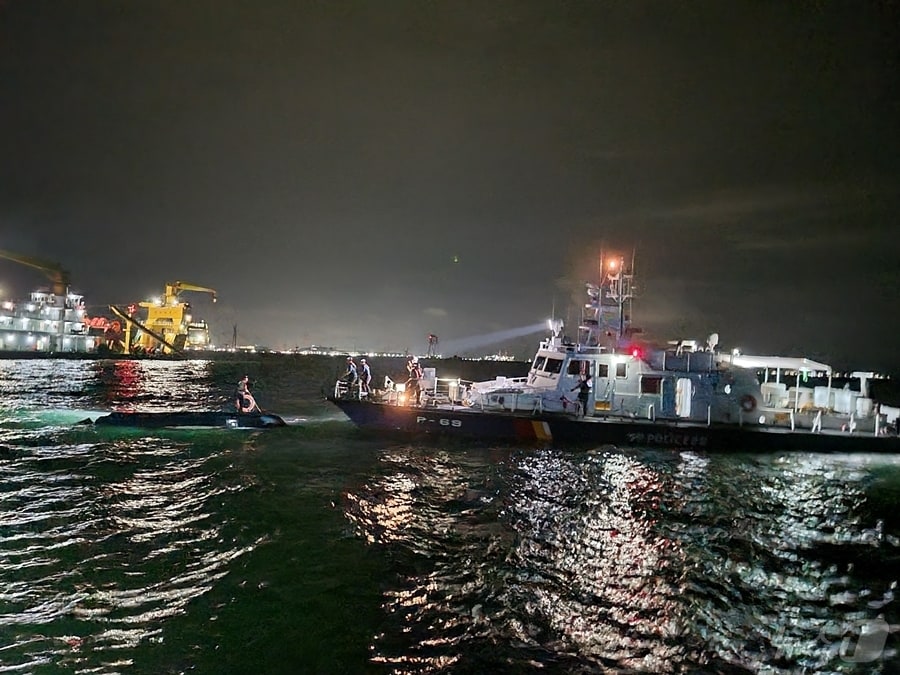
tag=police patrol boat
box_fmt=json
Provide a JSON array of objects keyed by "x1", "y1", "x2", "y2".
[{"x1": 328, "y1": 255, "x2": 900, "y2": 453}]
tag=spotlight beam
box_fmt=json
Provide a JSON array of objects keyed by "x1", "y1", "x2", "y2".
[{"x1": 438, "y1": 322, "x2": 547, "y2": 356}]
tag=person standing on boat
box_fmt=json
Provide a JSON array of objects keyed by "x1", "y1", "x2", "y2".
[
  {"x1": 234, "y1": 375, "x2": 259, "y2": 413},
  {"x1": 406, "y1": 356, "x2": 423, "y2": 406},
  {"x1": 343, "y1": 356, "x2": 359, "y2": 394},
  {"x1": 359, "y1": 358, "x2": 372, "y2": 396},
  {"x1": 571, "y1": 375, "x2": 592, "y2": 417}
]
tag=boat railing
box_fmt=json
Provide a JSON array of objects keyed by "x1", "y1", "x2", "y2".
[
  {"x1": 752, "y1": 404, "x2": 895, "y2": 435},
  {"x1": 334, "y1": 380, "x2": 366, "y2": 400},
  {"x1": 740, "y1": 405, "x2": 794, "y2": 428},
  {"x1": 371, "y1": 376, "x2": 476, "y2": 407},
  {"x1": 420, "y1": 376, "x2": 549, "y2": 414},
  {"x1": 421, "y1": 376, "x2": 476, "y2": 407},
  {"x1": 471, "y1": 375, "x2": 531, "y2": 389},
  {"x1": 461, "y1": 389, "x2": 546, "y2": 414}
]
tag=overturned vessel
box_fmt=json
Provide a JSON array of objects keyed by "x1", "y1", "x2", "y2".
[{"x1": 84, "y1": 410, "x2": 287, "y2": 429}]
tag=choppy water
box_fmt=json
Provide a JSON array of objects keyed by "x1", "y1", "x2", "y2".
[{"x1": 1, "y1": 357, "x2": 899, "y2": 673}]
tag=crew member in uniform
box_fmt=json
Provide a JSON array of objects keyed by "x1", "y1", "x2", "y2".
[
  {"x1": 359, "y1": 358, "x2": 372, "y2": 396},
  {"x1": 343, "y1": 357, "x2": 359, "y2": 395},
  {"x1": 406, "y1": 356, "x2": 423, "y2": 406},
  {"x1": 570, "y1": 375, "x2": 592, "y2": 418}
]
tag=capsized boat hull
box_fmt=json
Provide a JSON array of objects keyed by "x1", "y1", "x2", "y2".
[
  {"x1": 328, "y1": 397, "x2": 900, "y2": 453},
  {"x1": 86, "y1": 411, "x2": 287, "y2": 429}
]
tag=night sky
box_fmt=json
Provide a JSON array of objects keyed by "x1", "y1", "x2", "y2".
[{"x1": 2, "y1": 2, "x2": 899, "y2": 369}]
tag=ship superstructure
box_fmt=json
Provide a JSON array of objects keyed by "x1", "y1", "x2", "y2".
[
  {"x1": 0, "y1": 249, "x2": 99, "y2": 353},
  {"x1": 0, "y1": 290, "x2": 98, "y2": 353}
]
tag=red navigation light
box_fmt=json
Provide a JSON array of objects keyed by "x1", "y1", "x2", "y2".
[
  {"x1": 630, "y1": 346, "x2": 642, "y2": 359},
  {"x1": 127, "y1": 304, "x2": 137, "y2": 315}
]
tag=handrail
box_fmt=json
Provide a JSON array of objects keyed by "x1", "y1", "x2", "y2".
[{"x1": 812, "y1": 409, "x2": 822, "y2": 433}]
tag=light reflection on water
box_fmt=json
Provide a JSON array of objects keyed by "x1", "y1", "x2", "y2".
[
  {"x1": 0, "y1": 434, "x2": 259, "y2": 672},
  {"x1": 0, "y1": 358, "x2": 230, "y2": 417},
  {"x1": 2, "y1": 358, "x2": 899, "y2": 672},
  {"x1": 345, "y1": 446, "x2": 900, "y2": 673}
]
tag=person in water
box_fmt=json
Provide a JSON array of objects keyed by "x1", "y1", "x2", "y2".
[{"x1": 234, "y1": 375, "x2": 259, "y2": 413}]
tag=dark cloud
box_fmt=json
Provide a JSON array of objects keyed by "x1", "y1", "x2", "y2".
[{"x1": 1, "y1": 1, "x2": 899, "y2": 369}]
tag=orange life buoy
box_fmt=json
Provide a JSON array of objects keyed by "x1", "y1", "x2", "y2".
[{"x1": 740, "y1": 394, "x2": 757, "y2": 412}]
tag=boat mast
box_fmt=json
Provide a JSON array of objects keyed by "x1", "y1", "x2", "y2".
[
  {"x1": 605, "y1": 251, "x2": 635, "y2": 344},
  {"x1": 577, "y1": 250, "x2": 637, "y2": 352}
]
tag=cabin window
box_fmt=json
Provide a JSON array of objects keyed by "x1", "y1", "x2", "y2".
[
  {"x1": 616, "y1": 362, "x2": 627, "y2": 378},
  {"x1": 567, "y1": 359, "x2": 589, "y2": 376},
  {"x1": 544, "y1": 357, "x2": 563, "y2": 374},
  {"x1": 641, "y1": 376, "x2": 662, "y2": 394},
  {"x1": 532, "y1": 356, "x2": 547, "y2": 371},
  {"x1": 596, "y1": 363, "x2": 609, "y2": 378}
]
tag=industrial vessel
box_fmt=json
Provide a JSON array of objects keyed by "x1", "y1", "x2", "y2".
[
  {"x1": 0, "y1": 250, "x2": 99, "y2": 353},
  {"x1": 1, "y1": 249, "x2": 218, "y2": 356}
]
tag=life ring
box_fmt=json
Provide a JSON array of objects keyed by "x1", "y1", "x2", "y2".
[
  {"x1": 740, "y1": 394, "x2": 757, "y2": 412},
  {"x1": 239, "y1": 392, "x2": 258, "y2": 413}
]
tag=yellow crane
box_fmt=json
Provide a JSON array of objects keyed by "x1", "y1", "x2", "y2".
[
  {"x1": 0, "y1": 249, "x2": 71, "y2": 296},
  {"x1": 125, "y1": 281, "x2": 218, "y2": 354}
]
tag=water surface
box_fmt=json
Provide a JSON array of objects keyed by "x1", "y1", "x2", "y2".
[{"x1": 1, "y1": 358, "x2": 898, "y2": 673}]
